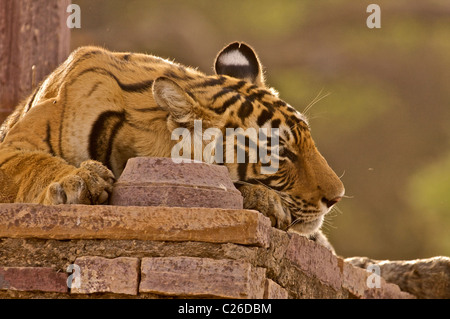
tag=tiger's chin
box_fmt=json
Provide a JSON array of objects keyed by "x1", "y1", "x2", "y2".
[{"x1": 287, "y1": 215, "x2": 324, "y2": 236}]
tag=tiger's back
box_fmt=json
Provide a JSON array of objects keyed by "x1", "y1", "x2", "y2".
[{"x1": 1, "y1": 46, "x2": 203, "y2": 176}]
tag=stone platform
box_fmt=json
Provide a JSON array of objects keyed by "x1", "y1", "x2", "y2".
[{"x1": 0, "y1": 203, "x2": 415, "y2": 299}]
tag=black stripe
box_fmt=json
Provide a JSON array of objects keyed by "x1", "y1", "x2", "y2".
[
  {"x1": 212, "y1": 88, "x2": 234, "y2": 103},
  {"x1": 237, "y1": 100, "x2": 253, "y2": 121},
  {"x1": 252, "y1": 163, "x2": 259, "y2": 176},
  {"x1": 134, "y1": 106, "x2": 165, "y2": 113},
  {"x1": 193, "y1": 76, "x2": 226, "y2": 88},
  {"x1": 126, "y1": 116, "x2": 167, "y2": 132},
  {"x1": 58, "y1": 86, "x2": 68, "y2": 159},
  {"x1": 246, "y1": 84, "x2": 259, "y2": 93},
  {"x1": 252, "y1": 174, "x2": 281, "y2": 186},
  {"x1": 292, "y1": 129, "x2": 300, "y2": 144},
  {"x1": 143, "y1": 65, "x2": 156, "y2": 72},
  {"x1": 211, "y1": 81, "x2": 247, "y2": 103},
  {"x1": 271, "y1": 119, "x2": 281, "y2": 129},
  {"x1": 24, "y1": 87, "x2": 40, "y2": 114},
  {"x1": 186, "y1": 90, "x2": 196, "y2": 100},
  {"x1": 261, "y1": 101, "x2": 276, "y2": 112},
  {"x1": 231, "y1": 80, "x2": 247, "y2": 91},
  {"x1": 72, "y1": 50, "x2": 103, "y2": 67},
  {"x1": 257, "y1": 109, "x2": 273, "y2": 127},
  {"x1": 266, "y1": 182, "x2": 288, "y2": 192},
  {"x1": 247, "y1": 91, "x2": 270, "y2": 103},
  {"x1": 284, "y1": 177, "x2": 296, "y2": 191},
  {"x1": 63, "y1": 50, "x2": 103, "y2": 78},
  {"x1": 164, "y1": 69, "x2": 195, "y2": 81},
  {"x1": 72, "y1": 67, "x2": 154, "y2": 93},
  {"x1": 213, "y1": 94, "x2": 240, "y2": 114},
  {"x1": 273, "y1": 100, "x2": 287, "y2": 107},
  {"x1": 285, "y1": 117, "x2": 294, "y2": 129},
  {"x1": 44, "y1": 122, "x2": 56, "y2": 156},
  {"x1": 86, "y1": 81, "x2": 102, "y2": 97},
  {"x1": 89, "y1": 111, "x2": 126, "y2": 169},
  {"x1": 223, "y1": 121, "x2": 239, "y2": 130},
  {"x1": 238, "y1": 162, "x2": 248, "y2": 181},
  {"x1": 210, "y1": 80, "x2": 246, "y2": 103},
  {"x1": 164, "y1": 69, "x2": 183, "y2": 80}
]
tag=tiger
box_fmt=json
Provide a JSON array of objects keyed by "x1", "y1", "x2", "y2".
[{"x1": 0, "y1": 42, "x2": 344, "y2": 251}]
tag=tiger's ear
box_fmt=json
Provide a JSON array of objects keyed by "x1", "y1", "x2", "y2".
[
  {"x1": 152, "y1": 77, "x2": 196, "y2": 124},
  {"x1": 215, "y1": 42, "x2": 265, "y2": 87}
]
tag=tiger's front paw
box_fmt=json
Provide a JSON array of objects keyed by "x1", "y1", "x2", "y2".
[
  {"x1": 44, "y1": 160, "x2": 115, "y2": 205},
  {"x1": 237, "y1": 184, "x2": 292, "y2": 229}
]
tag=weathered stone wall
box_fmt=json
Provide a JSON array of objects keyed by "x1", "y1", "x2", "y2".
[
  {"x1": 0, "y1": 204, "x2": 415, "y2": 299},
  {"x1": 1, "y1": 158, "x2": 442, "y2": 298}
]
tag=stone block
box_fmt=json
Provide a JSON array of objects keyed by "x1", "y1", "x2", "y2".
[
  {"x1": 338, "y1": 258, "x2": 416, "y2": 299},
  {"x1": 285, "y1": 233, "x2": 342, "y2": 290},
  {"x1": 71, "y1": 256, "x2": 139, "y2": 295},
  {"x1": 0, "y1": 267, "x2": 67, "y2": 293},
  {"x1": 110, "y1": 157, "x2": 243, "y2": 209},
  {"x1": 140, "y1": 256, "x2": 266, "y2": 298},
  {"x1": 338, "y1": 257, "x2": 369, "y2": 298},
  {"x1": 0, "y1": 204, "x2": 271, "y2": 247},
  {"x1": 263, "y1": 279, "x2": 288, "y2": 299}
]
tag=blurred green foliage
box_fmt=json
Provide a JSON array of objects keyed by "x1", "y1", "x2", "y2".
[
  {"x1": 72, "y1": 0, "x2": 450, "y2": 259},
  {"x1": 408, "y1": 153, "x2": 450, "y2": 253}
]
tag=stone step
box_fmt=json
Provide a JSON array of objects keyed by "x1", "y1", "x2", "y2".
[{"x1": 0, "y1": 203, "x2": 271, "y2": 247}]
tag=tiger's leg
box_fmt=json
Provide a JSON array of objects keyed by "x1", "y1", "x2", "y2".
[
  {"x1": 237, "y1": 184, "x2": 292, "y2": 230},
  {"x1": 0, "y1": 148, "x2": 114, "y2": 204},
  {"x1": 237, "y1": 183, "x2": 335, "y2": 253},
  {"x1": 0, "y1": 99, "x2": 115, "y2": 204}
]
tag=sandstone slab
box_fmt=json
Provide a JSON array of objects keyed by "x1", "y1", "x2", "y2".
[
  {"x1": 338, "y1": 257, "x2": 369, "y2": 298},
  {"x1": 110, "y1": 157, "x2": 243, "y2": 209},
  {"x1": 264, "y1": 279, "x2": 289, "y2": 299},
  {"x1": 285, "y1": 233, "x2": 342, "y2": 291},
  {"x1": 0, "y1": 267, "x2": 67, "y2": 293},
  {"x1": 338, "y1": 258, "x2": 415, "y2": 299},
  {"x1": 140, "y1": 256, "x2": 266, "y2": 298},
  {"x1": 0, "y1": 204, "x2": 271, "y2": 247},
  {"x1": 346, "y1": 256, "x2": 449, "y2": 299},
  {"x1": 71, "y1": 256, "x2": 139, "y2": 295}
]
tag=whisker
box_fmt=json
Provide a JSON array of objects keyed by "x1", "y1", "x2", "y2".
[
  {"x1": 301, "y1": 112, "x2": 329, "y2": 122},
  {"x1": 302, "y1": 89, "x2": 331, "y2": 116},
  {"x1": 323, "y1": 218, "x2": 337, "y2": 229},
  {"x1": 303, "y1": 88, "x2": 324, "y2": 114},
  {"x1": 285, "y1": 218, "x2": 302, "y2": 230},
  {"x1": 331, "y1": 205, "x2": 344, "y2": 216}
]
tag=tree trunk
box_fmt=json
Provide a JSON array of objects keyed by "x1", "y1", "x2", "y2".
[{"x1": 0, "y1": 0, "x2": 71, "y2": 124}]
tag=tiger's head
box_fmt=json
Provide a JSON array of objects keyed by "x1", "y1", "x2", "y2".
[{"x1": 152, "y1": 42, "x2": 345, "y2": 236}]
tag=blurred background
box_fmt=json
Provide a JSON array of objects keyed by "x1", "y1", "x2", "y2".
[{"x1": 71, "y1": 0, "x2": 450, "y2": 260}]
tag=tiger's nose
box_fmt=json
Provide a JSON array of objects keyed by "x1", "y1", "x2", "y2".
[{"x1": 322, "y1": 196, "x2": 342, "y2": 208}]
